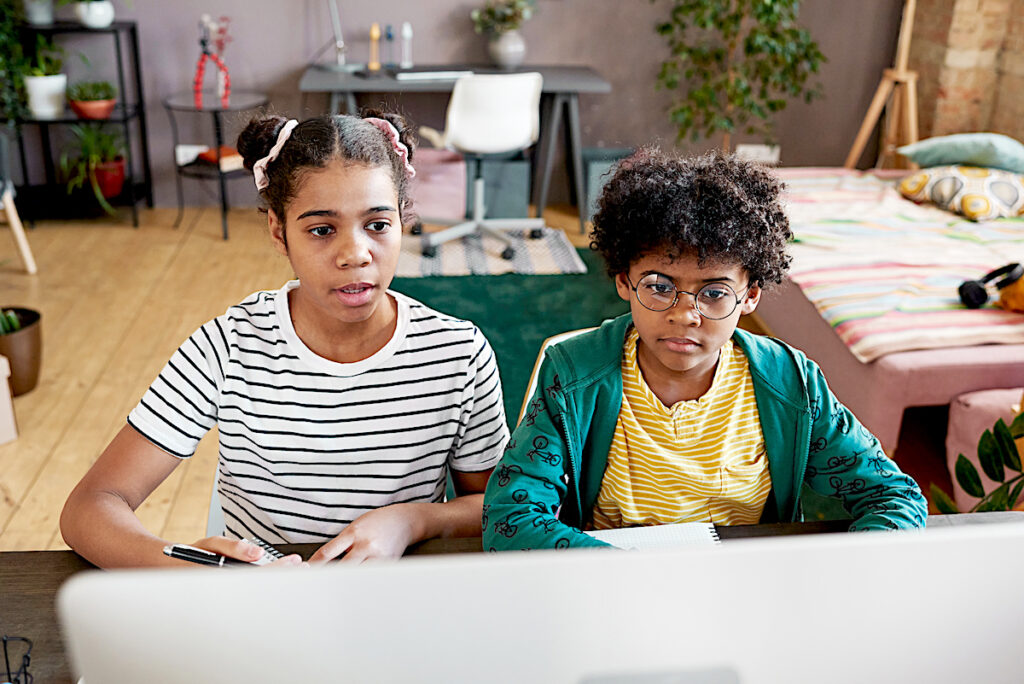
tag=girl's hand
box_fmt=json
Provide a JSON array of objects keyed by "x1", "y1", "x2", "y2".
[
  {"x1": 309, "y1": 504, "x2": 422, "y2": 564},
  {"x1": 188, "y1": 536, "x2": 304, "y2": 567}
]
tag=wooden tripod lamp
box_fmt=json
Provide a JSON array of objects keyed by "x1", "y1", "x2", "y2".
[{"x1": 844, "y1": 0, "x2": 919, "y2": 169}]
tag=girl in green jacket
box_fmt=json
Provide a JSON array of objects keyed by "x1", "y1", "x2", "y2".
[{"x1": 483, "y1": 150, "x2": 927, "y2": 551}]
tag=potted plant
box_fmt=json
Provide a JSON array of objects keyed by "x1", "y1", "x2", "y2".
[
  {"x1": 60, "y1": 123, "x2": 124, "y2": 214},
  {"x1": 23, "y1": 33, "x2": 65, "y2": 119},
  {"x1": 1, "y1": 0, "x2": 29, "y2": 123},
  {"x1": 22, "y1": 0, "x2": 54, "y2": 26},
  {"x1": 931, "y1": 413, "x2": 1024, "y2": 513},
  {"x1": 67, "y1": 80, "x2": 115, "y2": 119},
  {"x1": 471, "y1": 0, "x2": 535, "y2": 69},
  {"x1": 653, "y1": 0, "x2": 825, "y2": 153},
  {"x1": 0, "y1": 307, "x2": 42, "y2": 396},
  {"x1": 55, "y1": 0, "x2": 118, "y2": 28}
]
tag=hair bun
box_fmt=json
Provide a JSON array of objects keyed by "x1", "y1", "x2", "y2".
[
  {"x1": 362, "y1": 109, "x2": 416, "y2": 163},
  {"x1": 237, "y1": 115, "x2": 290, "y2": 171}
]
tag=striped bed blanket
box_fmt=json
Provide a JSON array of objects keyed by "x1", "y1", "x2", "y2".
[{"x1": 777, "y1": 168, "x2": 1024, "y2": 363}]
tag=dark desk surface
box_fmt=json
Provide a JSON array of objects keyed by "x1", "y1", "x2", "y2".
[
  {"x1": 4, "y1": 513, "x2": 1021, "y2": 683},
  {"x1": 299, "y1": 64, "x2": 612, "y2": 95}
]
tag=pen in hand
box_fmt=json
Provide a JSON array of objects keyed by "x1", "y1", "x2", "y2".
[{"x1": 163, "y1": 543, "x2": 253, "y2": 567}]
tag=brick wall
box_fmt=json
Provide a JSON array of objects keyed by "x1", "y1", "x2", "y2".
[
  {"x1": 911, "y1": 0, "x2": 1024, "y2": 140},
  {"x1": 988, "y1": 0, "x2": 1024, "y2": 139}
]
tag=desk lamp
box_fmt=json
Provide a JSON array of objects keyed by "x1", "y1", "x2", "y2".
[{"x1": 316, "y1": 0, "x2": 363, "y2": 72}]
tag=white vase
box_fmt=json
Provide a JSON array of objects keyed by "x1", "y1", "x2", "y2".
[
  {"x1": 24, "y1": 73, "x2": 67, "y2": 120},
  {"x1": 23, "y1": 0, "x2": 54, "y2": 25},
  {"x1": 488, "y1": 30, "x2": 525, "y2": 70},
  {"x1": 74, "y1": 0, "x2": 115, "y2": 29}
]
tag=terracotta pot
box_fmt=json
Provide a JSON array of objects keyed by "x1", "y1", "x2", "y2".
[
  {"x1": 69, "y1": 98, "x2": 116, "y2": 120},
  {"x1": 0, "y1": 308, "x2": 42, "y2": 396},
  {"x1": 94, "y1": 158, "x2": 125, "y2": 198}
]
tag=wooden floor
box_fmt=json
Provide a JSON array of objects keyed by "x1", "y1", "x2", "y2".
[{"x1": 0, "y1": 205, "x2": 591, "y2": 551}]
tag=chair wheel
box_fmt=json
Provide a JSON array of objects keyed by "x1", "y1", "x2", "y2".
[
  {"x1": 501, "y1": 247, "x2": 515, "y2": 260},
  {"x1": 529, "y1": 228, "x2": 544, "y2": 239},
  {"x1": 410, "y1": 222, "x2": 423, "y2": 235},
  {"x1": 423, "y1": 245, "x2": 437, "y2": 258}
]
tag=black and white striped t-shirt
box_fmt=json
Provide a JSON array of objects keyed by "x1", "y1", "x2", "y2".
[{"x1": 128, "y1": 281, "x2": 508, "y2": 543}]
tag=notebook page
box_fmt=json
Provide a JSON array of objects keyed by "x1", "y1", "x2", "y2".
[{"x1": 585, "y1": 522, "x2": 720, "y2": 550}]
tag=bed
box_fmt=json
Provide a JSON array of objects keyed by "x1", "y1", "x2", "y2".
[{"x1": 755, "y1": 168, "x2": 1024, "y2": 451}]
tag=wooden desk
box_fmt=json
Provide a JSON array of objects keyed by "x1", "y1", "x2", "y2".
[
  {"x1": 4, "y1": 513, "x2": 1020, "y2": 683},
  {"x1": 299, "y1": 64, "x2": 612, "y2": 232}
]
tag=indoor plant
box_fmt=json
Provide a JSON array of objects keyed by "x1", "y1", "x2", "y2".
[
  {"x1": 57, "y1": 0, "x2": 118, "y2": 28},
  {"x1": 67, "y1": 79, "x2": 116, "y2": 119},
  {"x1": 0, "y1": 306, "x2": 42, "y2": 396},
  {"x1": 471, "y1": 0, "x2": 535, "y2": 69},
  {"x1": 931, "y1": 413, "x2": 1024, "y2": 513},
  {"x1": 60, "y1": 123, "x2": 124, "y2": 215},
  {"x1": 23, "y1": 33, "x2": 65, "y2": 119},
  {"x1": 653, "y1": 0, "x2": 825, "y2": 152},
  {"x1": 1, "y1": 0, "x2": 28, "y2": 123}
]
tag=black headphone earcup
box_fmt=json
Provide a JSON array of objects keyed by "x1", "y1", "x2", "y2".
[{"x1": 959, "y1": 280, "x2": 989, "y2": 309}]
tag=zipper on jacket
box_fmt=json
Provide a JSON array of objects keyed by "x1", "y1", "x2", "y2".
[{"x1": 556, "y1": 412, "x2": 583, "y2": 524}]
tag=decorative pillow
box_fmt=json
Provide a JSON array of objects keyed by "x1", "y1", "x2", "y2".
[
  {"x1": 898, "y1": 133, "x2": 1024, "y2": 173},
  {"x1": 898, "y1": 165, "x2": 1024, "y2": 221}
]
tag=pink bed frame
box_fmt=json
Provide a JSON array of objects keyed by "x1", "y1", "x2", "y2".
[{"x1": 756, "y1": 279, "x2": 1024, "y2": 451}]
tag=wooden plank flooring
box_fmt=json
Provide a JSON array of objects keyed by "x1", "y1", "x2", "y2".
[{"x1": 0, "y1": 205, "x2": 590, "y2": 551}]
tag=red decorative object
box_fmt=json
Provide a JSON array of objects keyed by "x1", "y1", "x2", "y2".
[{"x1": 193, "y1": 15, "x2": 231, "y2": 108}]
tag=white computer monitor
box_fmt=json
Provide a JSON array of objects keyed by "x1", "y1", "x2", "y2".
[{"x1": 58, "y1": 524, "x2": 1024, "y2": 683}]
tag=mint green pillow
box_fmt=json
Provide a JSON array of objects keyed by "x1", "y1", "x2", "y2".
[{"x1": 898, "y1": 133, "x2": 1024, "y2": 173}]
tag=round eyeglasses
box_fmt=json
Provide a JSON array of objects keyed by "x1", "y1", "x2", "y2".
[{"x1": 626, "y1": 273, "x2": 751, "y2": 320}]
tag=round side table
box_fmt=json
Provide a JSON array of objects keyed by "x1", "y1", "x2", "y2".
[{"x1": 163, "y1": 90, "x2": 268, "y2": 239}]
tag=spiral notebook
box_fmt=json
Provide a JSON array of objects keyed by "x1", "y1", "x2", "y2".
[{"x1": 584, "y1": 522, "x2": 720, "y2": 550}]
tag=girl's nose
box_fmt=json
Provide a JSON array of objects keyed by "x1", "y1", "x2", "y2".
[{"x1": 335, "y1": 231, "x2": 372, "y2": 269}]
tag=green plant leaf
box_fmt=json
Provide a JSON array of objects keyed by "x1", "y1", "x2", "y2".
[
  {"x1": 929, "y1": 483, "x2": 959, "y2": 514},
  {"x1": 1009, "y1": 412, "x2": 1024, "y2": 440},
  {"x1": 978, "y1": 429, "x2": 1005, "y2": 482},
  {"x1": 955, "y1": 454, "x2": 985, "y2": 499},
  {"x1": 977, "y1": 487, "x2": 1009, "y2": 512},
  {"x1": 994, "y1": 419, "x2": 1022, "y2": 472},
  {"x1": 1009, "y1": 480, "x2": 1024, "y2": 509}
]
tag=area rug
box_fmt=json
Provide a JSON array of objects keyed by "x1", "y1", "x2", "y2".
[
  {"x1": 396, "y1": 227, "x2": 587, "y2": 277},
  {"x1": 392, "y1": 248, "x2": 626, "y2": 426}
]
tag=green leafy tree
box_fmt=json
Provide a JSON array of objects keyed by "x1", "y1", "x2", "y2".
[
  {"x1": 931, "y1": 413, "x2": 1024, "y2": 513},
  {"x1": 653, "y1": 0, "x2": 825, "y2": 151}
]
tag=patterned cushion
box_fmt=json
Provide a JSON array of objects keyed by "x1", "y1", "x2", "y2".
[{"x1": 898, "y1": 165, "x2": 1024, "y2": 221}]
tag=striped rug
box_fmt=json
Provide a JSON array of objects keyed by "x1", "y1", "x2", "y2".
[{"x1": 396, "y1": 227, "x2": 587, "y2": 277}]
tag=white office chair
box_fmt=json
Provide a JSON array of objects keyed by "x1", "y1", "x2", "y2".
[{"x1": 416, "y1": 72, "x2": 546, "y2": 259}]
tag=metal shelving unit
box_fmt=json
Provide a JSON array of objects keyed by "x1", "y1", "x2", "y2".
[{"x1": 14, "y1": 21, "x2": 153, "y2": 226}]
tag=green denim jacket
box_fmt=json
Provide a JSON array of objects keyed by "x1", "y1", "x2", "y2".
[{"x1": 482, "y1": 314, "x2": 927, "y2": 550}]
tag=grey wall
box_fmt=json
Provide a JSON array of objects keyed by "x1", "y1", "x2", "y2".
[{"x1": 38, "y1": 0, "x2": 903, "y2": 208}]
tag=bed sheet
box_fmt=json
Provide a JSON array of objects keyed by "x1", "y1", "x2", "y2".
[{"x1": 778, "y1": 168, "x2": 1024, "y2": 364}]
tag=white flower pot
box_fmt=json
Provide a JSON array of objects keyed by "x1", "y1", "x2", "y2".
[
  {"x1": 488, "y1": 30, "x2": 526, "y2": 70},
  {"x1": 24, "y1": 73, "x2": 67, "y2": 120},
  {"x1": 23, "y1": 0, "x2": 54, "y2": 25},
  {"x1": 74, "y1": 0, "x2": 115, "y2": 29}
]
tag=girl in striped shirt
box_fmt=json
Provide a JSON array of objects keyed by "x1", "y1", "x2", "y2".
[{"x1": 62, "y1": 112, "x2": 508, "y2": 567}]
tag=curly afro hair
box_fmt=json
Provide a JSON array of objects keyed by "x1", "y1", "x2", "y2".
[{"x1": 590, "y1": 148, "x2": 792, "y2": 288}]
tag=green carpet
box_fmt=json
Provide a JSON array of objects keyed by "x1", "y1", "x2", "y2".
[{"x1": 392, "y1": 248, "x2": 628, "y2": 427}]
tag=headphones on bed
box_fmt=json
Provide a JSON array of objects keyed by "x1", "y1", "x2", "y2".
[{"x1": 958, "y1": 263, "x2": 1024, "y2": 309}]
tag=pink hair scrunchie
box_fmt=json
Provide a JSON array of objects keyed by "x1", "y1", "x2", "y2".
[
  {"x1": 365, "y1": 117, "x2": 416, "y2": 179},
  {"x1": 253, "y1": 119, "x2": 298, "y2": 192}
]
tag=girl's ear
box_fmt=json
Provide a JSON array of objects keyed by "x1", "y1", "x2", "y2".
[
  {"x1": 614, "y1": 272, "x2": 632, "y2": 303},
  {"x1": 740, "y1": 283, "x2": 762, "y2": 315},
  {"x1": 268, "y1": 210, "x2": 288, "y2": 256}
]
